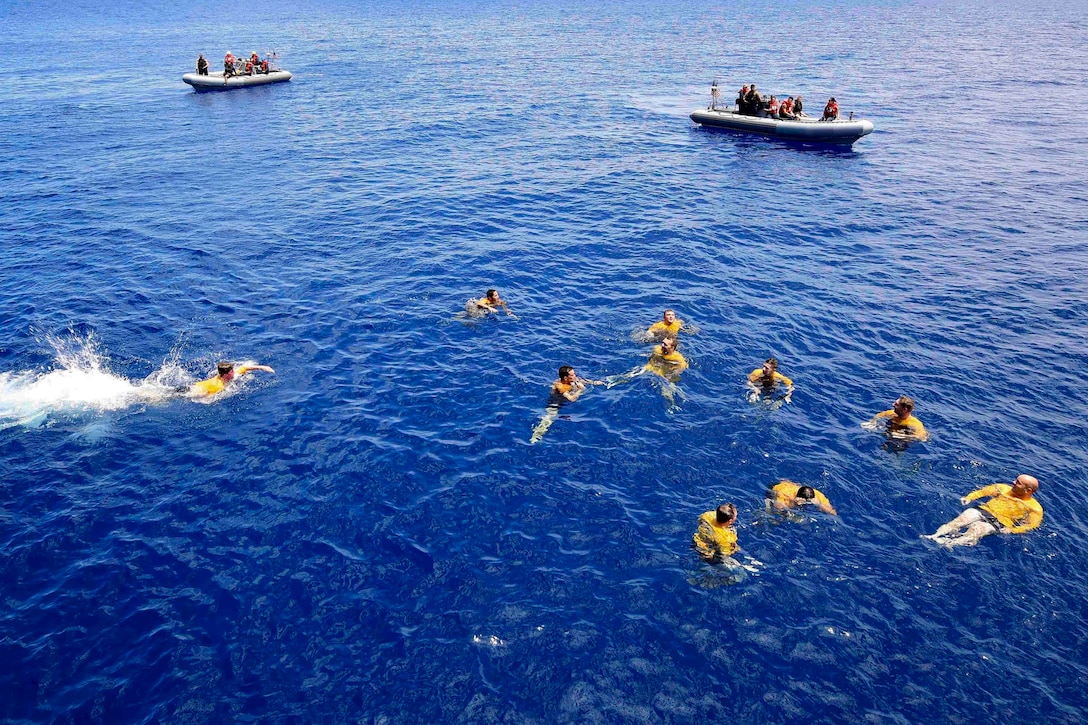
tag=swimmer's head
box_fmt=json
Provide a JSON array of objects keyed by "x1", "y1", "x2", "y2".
[
  {"x1": 796, "y1": 486, "x2": 816, "y2": 501},
  {"x1": 893, "y1": 396, "x2": 914, "y2": 413},
  {"x1": 660, "y1": 336, "x2": 678, "y2": 354},
  {"x1": 486, "y1": 289, "x2": 499, "y2": 301},
  {"x1": 558, "y1": 365, "x2": 575, "y2": 382},
  {"x1": 763, "y1": 357, "x2": 779, "y2": 374},
  {"x1": 715, "y1": 504, "x2": 737, "y2": 525},
  {"x1": 663, "y1": 309, "x2": 676, "y2": 324},
  {"x1": 217, "y1": 361, "x2": 234, "y2": 377},
  {"x1": 1011, "y1": 474, "x2": 1039, "y2": 496}
]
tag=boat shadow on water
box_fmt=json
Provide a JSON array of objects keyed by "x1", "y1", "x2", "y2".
[{"x1": 692, "y1": 125, "x2": 868, "y2": 156}]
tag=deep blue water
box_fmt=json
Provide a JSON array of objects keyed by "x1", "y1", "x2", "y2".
[{"x1": 2, "y1": 0, "x2": 1088, "y2": 722}]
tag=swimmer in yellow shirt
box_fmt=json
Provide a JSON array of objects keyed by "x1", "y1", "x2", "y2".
[
  {"x1": 188, "y1": 361, "x2": 275, "y2": 397},
  {"x1": 746, "y1": 357, "x2": 793, "y2": 404},
  {"x1": 605, "y1": 336, "x2": 688, "y2": 409},
  {"x1": 864, "y1": 395, "x2": 928, "y2": 441},
  {"x1": 923, "y1": 474, "x2": 1042, "y2": 548},
  {"x1": 765, "y1": 480, "x2": 837, "y2": 515},
  {"x1": 692, "y1": 503, "x2": 739, "y2": 564},
  {"x1": 641, "y1": 309, "x2": 697, "y2": 342},
  {"x1": 645, "y1": 309, "x2": 683, "y2": 340}
]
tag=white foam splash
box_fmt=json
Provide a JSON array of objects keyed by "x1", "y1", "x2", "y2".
[{"x1": 0, "y1": 331, "x2": 186, "y2": 428}]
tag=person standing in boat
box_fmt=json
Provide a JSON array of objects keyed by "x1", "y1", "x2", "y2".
[
  {"x1": 745, "y1": 85, "x2": 762, "y2": 115},
  {"x1": 249, "y1": 52, "x2": 261, "y2": 74},
  {"x1": 196, "y1": 54, "x2": 209, "y2": 76},
  {"x1": 822, "y1": 97, "x2": 839, "y2": 121},
  {"x1": 224, "y1": 51, "x2": 236, "y2": 78},
  {"x1": 735, "y1": 84, "x2": 749, "y2": 113}
]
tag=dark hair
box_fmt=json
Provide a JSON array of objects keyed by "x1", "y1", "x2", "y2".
[
  {"x1": 486, "y1": 289, "x2": 498, "y2": 297},
  {"x1": 558, "y1": 365, "x2": 574, "y2": 379},
  {"x1": 217, "y1": 361, "x2": 234, "y2": 376},
  {"x1": 895, "y1": 396, "x2": 915, "y2": 411},
  {"x1": 716, "y1": 504, "x2": 737, "y2": 524},
  {"x1": 764, "y1": 357, "x2": 779, "y2": 370},
  {"x1": 796, "y1": 486, "x2": 816, "y2": 500}
]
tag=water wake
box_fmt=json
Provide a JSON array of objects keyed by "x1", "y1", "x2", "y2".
[{"x1": 0, "y1": 332, "x2": 188, "y2": 429}]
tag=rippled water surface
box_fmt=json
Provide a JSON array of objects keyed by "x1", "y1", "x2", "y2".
[{"x1": 2, "y1": 0, "x2": 1088, "y2": 722}]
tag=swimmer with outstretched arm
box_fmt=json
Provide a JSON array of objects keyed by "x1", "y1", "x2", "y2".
[
  {"x1": 187, "y1": 361, "x2": 275, "y2": 397},
  {"x1": 530, "y1": 365, "x2": 603, "y2": 443},
  {"x1": 923, "y1": 474, "x2": 1042, "y2": 548}
]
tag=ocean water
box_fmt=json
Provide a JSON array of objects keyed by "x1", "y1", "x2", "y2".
[{"x1": 2, "y1": 0, "x2": 1088, "y2": 722}]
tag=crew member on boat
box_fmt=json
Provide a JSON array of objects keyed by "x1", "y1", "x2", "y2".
[
  {"x1": 196, "y1": 54, "x2": 209, "y2": 76},
  {"x1": 822, "y1": 97, "x2": 839, "y2": 121},
  {"x1": 224, "y1": 51, "x2": 236, "y2": 78}
]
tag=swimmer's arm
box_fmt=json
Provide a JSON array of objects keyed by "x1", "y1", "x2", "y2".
[
  {"x1": 815, "y1": 493, "x2": 836, "y2": 515},
  {"x1": 961, "y1": 485, "x2": 1000, "y2": 505},
  {"x1": 575, "y1": 375, "x2": 605, "y2": 386},
  {"x1": 862, "y1": 410, "x2": 893, "y2": 429},
  {"x1": 238, "y1": 364, "x2": 275, "y2": 375}
]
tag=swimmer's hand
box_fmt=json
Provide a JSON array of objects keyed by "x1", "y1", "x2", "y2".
[
  {"x1": 784, "y1": 392, "x2": 793, "y2": 404},
  {"x1": 960, "y1": 496, "x2": 971, "y2": 506}
]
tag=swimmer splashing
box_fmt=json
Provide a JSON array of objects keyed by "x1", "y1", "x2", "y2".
[{"x1": 0, "y1": 331, "x2": 275, "y2": 429}]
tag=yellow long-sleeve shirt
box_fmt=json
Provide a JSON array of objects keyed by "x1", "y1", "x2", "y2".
[
  {"x1": 692, "y1": 511, "x2": 738, "y2": 562},
  {"x1": 648, "y1": 319, "x2": 683, "y2": 336},
  {"x1": 646, "y1": 348, "x2": 688, "y2": 379},
  {"x1": 873, "y1": 410, "x2": 927, "y2": 440},
  {"x1": 769, "y1": 482, "x2": 834, "y2": 512},
  {"x1": 748, "y1": 369, "x2": 793, "y2": 388},
  {"x1": 965, "y1": 484, "x2": 1043, "y2": 534}
]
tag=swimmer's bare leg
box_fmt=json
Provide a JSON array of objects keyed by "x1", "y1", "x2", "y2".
[
  {"x1": 603, "y1": 366, "x2": 646, "y2": 389},
  {"x1": 530, "y1": 406, "x2": 559, "y2": 444},
  {"x1": 939, "y1": 521, "x2": 996, "y2": 548},
  {"x1": 924, "y1": 510, "x2": 977, "y2": 540}
]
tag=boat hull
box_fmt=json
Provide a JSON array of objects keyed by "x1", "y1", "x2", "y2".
[
  {"x1": 182, "y1": 70, "x2": 292, "y2": 92},
  {"x1": 690, "y1": 108, "x2": 874, "y2": 144}
]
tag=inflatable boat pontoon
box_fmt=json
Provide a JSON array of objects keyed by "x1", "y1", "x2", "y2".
[
  {"x1": 690, "y1": 107, "x2": 874, "y2": 144},
  {"x1": 183, "y1": 70, "x2": 292, "y2": 92}
]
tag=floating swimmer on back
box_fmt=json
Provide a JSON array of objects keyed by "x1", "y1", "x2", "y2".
[{"x1": 186, "y1": 361, "x2": 275, "y2": 397}]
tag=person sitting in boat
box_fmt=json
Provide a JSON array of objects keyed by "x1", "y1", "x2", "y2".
[
  {"x1": 766, "y1": 95, "x2": 779, "y2": 118},
  {"x1": 250, "y1": 52, "x2": 262, "y2": 74},
  {"x1": 779, "y1": 96, "x2": 797, "y2": 120},
  {"x1": 794, "y1": 94, "x2": 808, "y2": 117},
  {"x1": 822, "y1": 97, "x2": 839, "y2": 121},
  {"x1": 261, "y1": 59, "x2": 270, "y2": 74},
  {"x1": 735, "y1": 84, "x2": 749, "y2": 112},
  {"x1": 224, "y1": 51, "x2": 236, "y2": 78},
  {"x1": 196, "y1": 54, "x2": 209, "y2": 76},
  {"x1": 745, "y1": 85, "x2": 761, "y2": 115}
]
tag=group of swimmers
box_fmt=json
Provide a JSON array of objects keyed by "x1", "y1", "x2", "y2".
[
  {"x1": 194, "y1": 51, "x2": 274, "y2": 78},
  {"x1": 464, "y1": 297, "x2": 1044, "y2": 560},
  {"x1": 205, "y1": 292, "x2": 1044, "y2": 565},
  {"x1": 711, "y1": 81, "x2": 840, "y2": 121}
]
